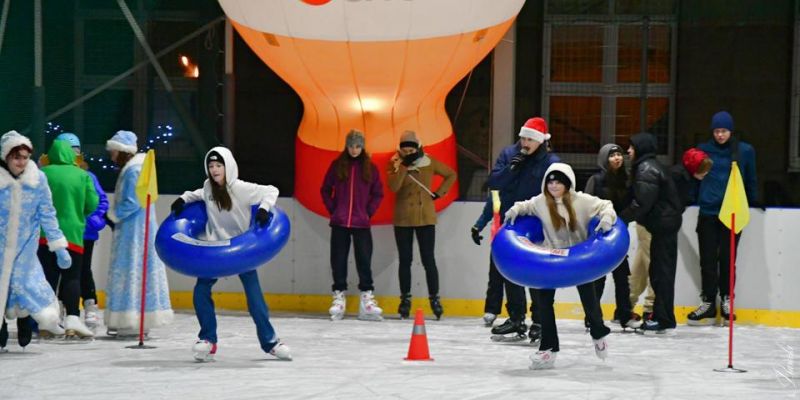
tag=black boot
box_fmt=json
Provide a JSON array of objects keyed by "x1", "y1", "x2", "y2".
[
  {"x1": 490, "y1": 317, "x2": 527, "y2": 342},
  {"x1": 429, "y1": 295, "x2": 443, "y2": 320},
  {"x1": 0, "y1": 320, "x2": 8, "y2": 349},
  {"x1": 528, "y1": 323, "x2": 542, "y2": 344},
  {"x1": 17, "y1": 317, "x2": 32, "y2": 348},
  {"x1": 398, "y1": 293, "x2": 412, "y2": 319}
]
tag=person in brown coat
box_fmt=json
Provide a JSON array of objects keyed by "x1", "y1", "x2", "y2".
[{"x1": 387, "y1": 130, "x2": 456, "y2": 320}]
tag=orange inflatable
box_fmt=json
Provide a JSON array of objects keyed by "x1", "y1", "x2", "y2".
[{"x1": 219, "y1": 0, "x2": 525, "y2": 223}]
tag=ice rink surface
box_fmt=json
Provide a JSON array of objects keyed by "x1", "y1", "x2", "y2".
[{"x1": 1, "y1": 311, "x2": 798, "y2": 400}]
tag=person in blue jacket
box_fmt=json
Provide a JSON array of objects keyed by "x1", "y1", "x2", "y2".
[
  {"x1": 687, "y1": 111, "x2": 757, "y2": 325},
  {"x1": 486, "y1": 117, "x2": 560, "y2": 342}
]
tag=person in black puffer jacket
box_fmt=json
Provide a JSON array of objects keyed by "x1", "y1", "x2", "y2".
[{"x1": 621, "y1": 133, "x2": 683, "y2": 334}]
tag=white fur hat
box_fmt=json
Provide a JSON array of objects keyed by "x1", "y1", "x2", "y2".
[
  {"x1": 1, "y1": 130, "x2": 33, "y2": 160},
  {"x1": 105, "y1": 130, "x2": 139, "y2": 154}
]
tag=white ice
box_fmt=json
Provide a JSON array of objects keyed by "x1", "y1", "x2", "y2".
[{"x1": 1, "y1": 312, "x2": 798, "y2": 400}]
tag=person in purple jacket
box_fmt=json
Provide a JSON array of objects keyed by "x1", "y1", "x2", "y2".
[
  {"x1": 55, "y1": 133, "x2": 109, "y2": 328},
  {"x1": 320, "y1": 129, "x2": 384, "y2": 321}
]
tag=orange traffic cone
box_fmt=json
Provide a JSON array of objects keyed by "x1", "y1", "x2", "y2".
[{"x1": 404, "y1": 308, "x2": 433, "y2": 361}]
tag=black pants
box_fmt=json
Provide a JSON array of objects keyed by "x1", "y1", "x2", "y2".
[
  {"x1": 38, "y1": 245, "x2": 83, "y2": 317},
  {"x1": 650, "y1": 229, "x2": 679, "y2": 329},
  {"x1": 330, "y1": 226, "x2": 374, "y2": 292},
  {"x1": 593, "y1": 256, "x2": 632, "y2": 320},
  {"x1": 394, "y1": 225, "x2": 439, "y2": 296},
  {"x1": 536, "y1": 283, "x2": 609, "y2": 353},
  {"x1": 505, "y1": 281, "x2": 540, "y2": 323},
  {"x1": 484, "y1": 256, "x2": 504, "y2": 314},
  {"x1": 697, "y1": 215, "x2": 742, "y2": 301},
  {"x1": 80, "y1": 239, "x2": 97, "y2": 302}
]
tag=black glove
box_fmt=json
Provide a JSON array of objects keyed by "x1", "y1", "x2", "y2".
[
  {"x1": 431, "y1": 192, "x2": 441, "y2": 200},
  {"x1": 104, "y1": 214, "x2": 115, "y2": 230},
  {"x1": 509, "y1": 153, "x2": 526, "y2": 171},
  {"x1": 255, "y1": 208, "x2": 272, "y2": 227},
  {"x1": 470, "y1": 226, "x2": 483, "y2": 245},
  {"x1": 401, "y1": 151, "x2": 422, "y2": 166},
  {"x1": 171, "y1": 198, "x2": 185, "y2": 216}
]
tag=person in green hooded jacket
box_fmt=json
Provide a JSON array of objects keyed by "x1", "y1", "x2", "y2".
[{"x1": 38, "y1": 139, "x2": 99, "y2": 338}]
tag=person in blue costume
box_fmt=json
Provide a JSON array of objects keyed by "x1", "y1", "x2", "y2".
[
  {"x1": 104, "y1": 130, "x2": 173, "y2": 336},
  {"x1": 171, "y1": 146, "x2": 291, "y2": 362},
  {"x1": 0, "y1": 131, "x2": 72, "y2": 350}
]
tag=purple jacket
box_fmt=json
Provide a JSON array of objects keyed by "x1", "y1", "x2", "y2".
[
  {"x1": 84, "y1": 171, "x2": 109, "y2": 241},
  {"x1": 320, "y1": 158, "x2": 383, "y2": 228}
]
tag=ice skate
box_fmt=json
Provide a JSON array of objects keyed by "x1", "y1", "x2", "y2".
[
  {"x1": 329, "y1": 290, "x2": 346, "y2": 321},
  {"x1": 528, "y1": 323, "x2": 541, "y2": 344},
  {"x1": 16, "y1": 316, "x2": 32, "y2": 348},
  {"x1": 0, "y1": 320, "x2": 8, "y2": 351},
  {"x1": 429, "y1": 295, "x2": 443, "y2": 320},
  {"x1": 721, "y1": 296, "x2": 736, "y2": 326},
  {"x1": 38, "y1": 319, "x2": 65, "y2": 339},
  {"x1": 637, "y1": 320, "x2": 676, "y2": 336},
  {"x1": 398, "y1": 293, "x2": 411, "y2": 319},
  {"x1": 269, "y1": 341, "x2": 292, "y2": 361},
  {"x1": 482, "y1": 313, "x2": 497, "y2": 327},
  {"x1": 687, "y1": 298, "x2": 716, "y2": 326},
  {"x1": 357, "y1": 291, "x2": 383, "y2": 321},
  {"x1": 620, "y1": 312, "x2": 643, "y2": 331},
  {"x1": 593, "y1": 336, "x2": 608, "y2": 360},
  {"x1": 490, "y1": 318, "x2": 527, "y2": 343},
  {"x1": 529, "y1": 349, "x2": 557, "y2": 370},
  {"x1": 192, "y1": 340, "x2": 217, "y2": 362},
  {"x1": 83, "y1": 299, "x2": 100, "y2": 328},
  {"x1": 64, "y1": 315, "x2": 94, "y2": 340}
]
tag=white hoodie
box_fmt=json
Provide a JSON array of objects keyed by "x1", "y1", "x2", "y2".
[
  {"x1": 180, "y1": 147, "x2": 279, "y2": 241},
  {"x1": 508, "y1": 163, "x2": 616, "y2": 249}
]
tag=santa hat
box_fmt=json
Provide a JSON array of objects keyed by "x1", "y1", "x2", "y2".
[
  {"x1": 105, "y1": 130, "x2": 138, "y2": 154},
  {"x1": 1, "y1": 130, "x2": 33, "y2": 160},
  {"x1": 682, "y1": 148, "x2": 712, "y2": 175},
  {"x1": 519, "y1": 117, "x2": 551, "y2": 143}
]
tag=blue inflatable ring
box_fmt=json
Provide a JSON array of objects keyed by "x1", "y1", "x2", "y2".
[
  {"x1": 155, "y1": 202, "x2": 291, "y2": 279},
  {"x1": 491, "y1": 215, "x2": 630, "y2": 289}
]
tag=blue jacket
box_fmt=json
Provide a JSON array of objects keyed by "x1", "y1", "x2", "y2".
[
  {"x1": 488, "y1": 143, "x2": 560, "y2": 219},
  {"x1": 84, "y1": 171, "x2": 108, "y2": 241},
  {"x1": 473, "y1": 194, "x2": 493, "y2": 231},
  {"x1": 697, "y1": 138, "x2": 757, "y2": 216}
]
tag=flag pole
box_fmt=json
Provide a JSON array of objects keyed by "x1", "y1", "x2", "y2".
[{"x1": 714, "y1": 195, "x2": 745, "y2": 373}]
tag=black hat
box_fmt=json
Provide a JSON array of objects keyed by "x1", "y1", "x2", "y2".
[
  {"x1": 207, "y1": 150, "x2": 225, "y2": 166},
  {"x1": 546, "y1": 170, "x2": 572, "y2": 190}
]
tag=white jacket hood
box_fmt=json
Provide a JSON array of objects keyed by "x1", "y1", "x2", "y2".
[
  {"x1": 205, "y1": 146, "x2": 238, "y2": 187},
  {"x1": 541, "y1": 162, "x2": 577, "y2": 194}
]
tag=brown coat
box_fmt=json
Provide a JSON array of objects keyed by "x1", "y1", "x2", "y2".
[{"x1": 387, "y1": 155, "x2": 457, "y2": 227}]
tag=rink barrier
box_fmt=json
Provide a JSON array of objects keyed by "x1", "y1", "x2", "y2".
[{"x1": 93, "y1": 291, "x2": 800, "y2": 328}]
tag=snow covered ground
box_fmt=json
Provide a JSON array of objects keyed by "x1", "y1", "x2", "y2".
[{"x1": 1, "y1": 311, "x2": 798, "y2": 399}]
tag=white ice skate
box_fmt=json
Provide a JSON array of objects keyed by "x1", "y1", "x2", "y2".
[
  {"x1": 38, "y1": 320, "x2": 65, "y2": 339},
  {"x1": 64, "y1": 315, "x2": 94, "y2": 339},
  {"x1": 83, "y1": 299, "x2": 100, "y2": 328},
  {"x1": 482, "y1": 313, "x2": 497, "y2": 327},
  {"x1": 593, "y1": 337, "x2": 608, "y2": 360},
  {"x1": 357, "y1": 291, "x2": 383, "y2": 321},
  {"x1": 269, "y1": 342, "x2": 292, "y2": 361},
  {"x1": 529, "y1": 349, "x2": 557, "y2": 370},
  {"x1": 192, "y1": 340, "x2": 217, "y2": 362},
  {"x1": 329, "y1": 291, "x2": 346, "y2": 321}
]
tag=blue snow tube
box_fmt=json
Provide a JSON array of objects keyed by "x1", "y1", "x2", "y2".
[
  {"x1": 491, "y1": 215, "x2": 630, "y2": 289},
  {"x1": 155, "y1": 202, "x2": 290, "y2": 279}
]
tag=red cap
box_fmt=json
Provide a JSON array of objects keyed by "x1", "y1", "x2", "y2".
[{"x1": 682, "y1": 148, "x2": 709, "y2": 175}]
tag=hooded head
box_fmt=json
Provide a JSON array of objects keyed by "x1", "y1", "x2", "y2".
[
  {"x1": 541, "y1": 162, "x2": 576, "y2": 194},
  {"x1": 629, "y1": 132, "x2": 658, "y2": 161},
  {"x1": 204, "y1": 146, "x2": 238, "y2": 186},
  {"x1": 1, "y1": 130, "x2": 33, "y2": 161},
  {"x1": 597, "y1": 143, "x2": 624, "y2": 171},
  {"x1": 47, "y1": 139, "x2": 78, "y2": 166},
  {"x1": 106, "y1": 130, "x2": 138, "y2": 154}
]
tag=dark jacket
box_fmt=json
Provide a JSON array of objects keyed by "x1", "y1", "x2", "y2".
[
  {"x1": 320, "y1": 157, "x2": 384, "y2": 228},
  {"x1": 697, "y1": 138, "x2": 757, "y2": 216},
  {"x1": 473, "y1": 194, "x2": 493, "y2": 231},
  {"x1": 584, "y1": 143, "x2": 630, "y2": 214},
  {"x1": 488, "y1": 142, "x2": 560, "y2": 219},
  {"x1": 621, "y1": 133, "x2": 683, "y2": 233},
  {"x1": 670, "y1": 164, "x2": 699, "y2": 212}
]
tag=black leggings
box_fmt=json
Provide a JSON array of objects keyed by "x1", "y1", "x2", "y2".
[
  {"x1": 330, "y1": 226, "x2": 374, "y2": 292},
  {"x1": 394, "y1": 225, "x2": 439, "y2": 296}
]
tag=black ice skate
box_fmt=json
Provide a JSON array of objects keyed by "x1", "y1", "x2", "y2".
[
  {"x1": 429, "y1": 295, "x2": 443, "y2": 320},
  {"x1": 490, "y1": 318, "x2": 527, "y2": 343},
  {"x1": 398, "y1": 293, "x2": 412, "y2": 319},
  {"x1": 687, "y1": 297, "x2": 716, "y2": 326},
  {"x1": 528, "y1": 323, "x2": 541, "y2": 344}
]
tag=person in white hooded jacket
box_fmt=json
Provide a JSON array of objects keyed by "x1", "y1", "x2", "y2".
[
  {"x1": 170, "y1": 146, "x2": 291, "y2": 361},
  {"x1": 504, "y1": 163, "x2": 614, "y2": 370}
]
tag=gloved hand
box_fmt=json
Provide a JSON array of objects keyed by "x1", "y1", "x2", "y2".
[
  {"x1": 509, "y1": 153, "x2": 526, "y2": 171},
  {"x1": 401, "y1": 151, "x2": 422, "y2": 166},
  {"x1": 504, "y1": 207, "x2": 519, "y2": 225},
  {"x1": 104, "y1": 214, "x2": 116, "y2": 230},
  {"x1": 255, "y1": 208, "x2": 272, "y2": 227},
  {"x1": 470, "y1": 226, "x2": 483, "y2": 245},
  {"x1": 55, "y1": 248, "x2": 72, "y2": 270},
  {"x1": 595, "y1": 217, "x2": 614, "y2": 234},
  {"x1": 171, "y1": 198, "x2": 185, "y2": 216},
  {"x1": 431, "y1": 192, "x2": 441, "y2": 200}
]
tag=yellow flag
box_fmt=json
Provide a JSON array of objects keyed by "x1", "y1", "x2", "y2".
[
  {"x1": 718, "y1": 161, "x2": 749, "y2": 233},
  {"x1": 135, "y1": 149, "x2": 159, "y2": 206}
]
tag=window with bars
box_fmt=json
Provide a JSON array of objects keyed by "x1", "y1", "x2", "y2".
[{"x1": 542, "y1": 0, "x2": 677, "y2": 169}]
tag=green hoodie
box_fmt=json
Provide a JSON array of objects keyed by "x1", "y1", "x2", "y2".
[{"x1": 40, "y1": 139, "x2": 99, "y2": 252}]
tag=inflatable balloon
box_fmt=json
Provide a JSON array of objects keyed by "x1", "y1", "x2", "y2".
[{"x1": 218, "y1": 0, "x2": 525, "y2": 223}]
